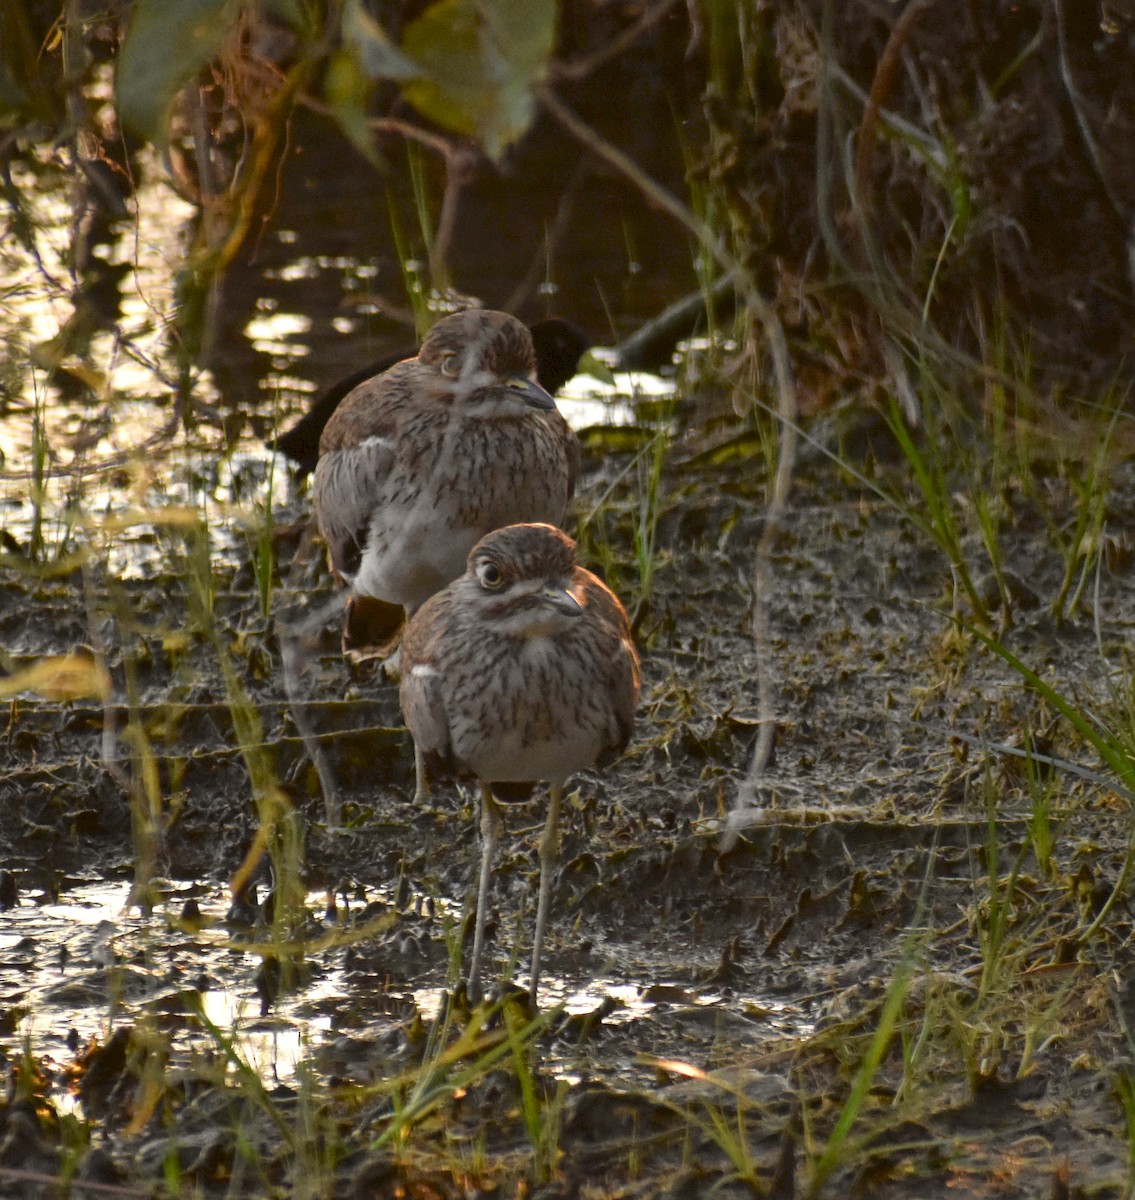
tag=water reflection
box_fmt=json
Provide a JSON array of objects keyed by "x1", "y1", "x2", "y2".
[
  {"x1": 0, "y1": 116, "x2": 696, "y2": 582},
  {"x1": 1, "y1": 877, "x2": 809, "y2": 1103},
  {"x1": 556, "y1": 358, "x2": 677, "y2": 430},
  {"x1": 4, "y1": 880, "x2": 344, "y2": 1099}
]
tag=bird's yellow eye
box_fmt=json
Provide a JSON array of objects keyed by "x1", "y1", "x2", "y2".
[
  {"x1": 476, "y1": 560, "x2": 504, "y2": 589},
  {"x1": 439, "y1": 351, "x2": 460, "y2": 378}
]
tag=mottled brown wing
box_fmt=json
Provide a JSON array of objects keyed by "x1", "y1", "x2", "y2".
[
  {"x1": 564, "y1": 425, "x2": 582, "y2": 504},
  {"x1": 399, "y1": 600, "x2": 455, "y2": 769},
  {"x1": 584, "y1": 572, "x2": 640, "y2": 764},
  {"x1": 317, "y1": 361, "x2": 414, "y2": 454},
  {"x1": 603, "y1": 637, "x2": 640, "y2": 764},
  {"x1": 313, "y1": 438, "x2": 394, "y2": 580},
  {"x1": 312, "y1": 371, "x2": 409, "y2": 581}
]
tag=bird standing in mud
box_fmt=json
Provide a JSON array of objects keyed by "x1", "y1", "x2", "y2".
[
  {"x1": 400, "y1": 523, "x2": 640, "y2": 1004},
  {"x1": 313, "y1": 310, "x2": 581, "y2": 660}
]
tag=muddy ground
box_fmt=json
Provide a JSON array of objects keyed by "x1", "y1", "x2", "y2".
[{"x1": 2, "y1": 411, "x2": 1135, "y2": 1198}]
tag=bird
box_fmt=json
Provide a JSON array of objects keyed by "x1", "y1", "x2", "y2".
[
  {"x1": 272, "y1": 317, "x2": 591, "y2": 478},
  {"x1": 399, "y1": 522, "x2": 640, "y2": 1004},
  {"x1": 312, "y1": 309, "x2": 581, "y2": 660}
]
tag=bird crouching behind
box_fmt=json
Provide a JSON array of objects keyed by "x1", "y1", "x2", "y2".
[{"x1": 313, "y1": 310, "x2": 581, "y2": 662}]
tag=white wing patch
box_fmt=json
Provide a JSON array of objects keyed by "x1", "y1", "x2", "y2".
[{"x1": 358, "y1": 435, "x2": 396, "y2": 452}]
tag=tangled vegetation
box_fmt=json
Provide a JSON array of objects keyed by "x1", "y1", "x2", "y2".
[{"x1": 2, "y1": 2, "x2": 1135, "y2": 1197}]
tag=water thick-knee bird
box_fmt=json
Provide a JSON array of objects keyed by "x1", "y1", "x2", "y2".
[
  {"x1": 313, "y1": 310, "x2": 581, "y2": 662},
  {"x1": 399, "y1": 523, "x2": 640, "y2": 1004},
  {"x1": 272, "y1": 317, "x2": 590, "y2": 478}
]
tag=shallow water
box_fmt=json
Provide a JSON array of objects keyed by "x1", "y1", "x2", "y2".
[
  {"x1": 0, "y1": 142, "x2": 679, "y2": 575},
  {"x1": 1, "y1": 871, "x2": 811, "y2": 1111}
]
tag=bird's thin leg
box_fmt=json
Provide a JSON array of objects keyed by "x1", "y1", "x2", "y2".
[
  {"x1": 279, "y1": 591, "x2": 347, "y2": 827},
  {"x1": 468, "y1": 783, "x2": 502, "y2": 1004},
  {"x1": 529, "y1": 783, "x2": 563, "y2": 1005},
  {"x1": 412, "y1": 740, "x2": 431, "y2": 803}
]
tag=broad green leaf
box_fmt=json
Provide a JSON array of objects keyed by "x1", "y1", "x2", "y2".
[
  {"x1": 576, "y1": 349, "x2": 616, "y2": 384},
  {"x1": 479, "y1": 0, "x2": 557, "y2": 76},
  {"x1": 323, "y1": 48, "x2": 380, "y2": 167},
  {"x1": 474, "y1": 0, "x2": 558, "y2": 157},
  {"x1": 116, "y1": 0, "x2": 234, "y2": 143},
  {"x1": 402, "y1": 0, "x2": 484, "y2": 138},
  {"x1": 402, "y1": 0, "x2": 556, "y2": 158},
  {"x1": 343, "y1": 0, "x2": 423, "y2": 82}
]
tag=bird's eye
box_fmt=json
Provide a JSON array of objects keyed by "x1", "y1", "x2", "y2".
[
  {"x1": 476, "y1": 560, "x2": 504, "y2": 589},
  {"x1": 439, "y1": 351, "x2": 460, "y2": 378}
]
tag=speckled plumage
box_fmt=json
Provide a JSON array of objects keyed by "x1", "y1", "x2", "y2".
[
  {"x1": 313, "y1": 310, "x2": 580, "y2": 656},
  {"x1": 400, "y1": 523, "x2": 640, "y2": 1003}
]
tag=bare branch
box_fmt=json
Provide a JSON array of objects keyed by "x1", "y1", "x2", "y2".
[
  {"x1": 535, "y1": 85, "x2": 798, "y2": 845},
  {"x1": 549, "y1": 0, "x2": 683, "y2": 83},
  {"x1": 1051, "y1": 0, "x2": 1124, "y2": 220}
]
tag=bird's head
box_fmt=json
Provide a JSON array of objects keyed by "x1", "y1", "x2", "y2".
[
  {"x1": 419, "y1": 310, "x2": 557, "y2": 413},
  {"x1": 462, "y1": 523, "x2": 585, "y2": 635}
]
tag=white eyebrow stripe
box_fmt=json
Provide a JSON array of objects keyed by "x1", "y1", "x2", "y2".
[
  {"x1": 444, "y1": 369, "x2": 496, "y2": 397},
  {"x1": 411, "y1": 664, "x2": 437, "y2": 678}
]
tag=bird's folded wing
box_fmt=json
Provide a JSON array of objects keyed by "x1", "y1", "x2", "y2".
[
  {"x1": 603, "y1": 643, "x2": 640, "y2": 765},
  {"x1": 313, "y1": 434, "x2": 396, "y2": 580},
  {"x1": 589, "y1": 584, "x2": 640, "y2": 764},
  {"x1": 565, "y1": 432, "x2": 582, "y2": 502},
  {"x1": 400, "y1": 661, "x2": 453, "y2": 767}
]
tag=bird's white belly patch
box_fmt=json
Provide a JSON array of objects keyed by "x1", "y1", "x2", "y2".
[
  {"x1": 355, "y1": 514, "x2": 480, "y2": 609},
  {"x1": 459, "y1": 721, "x2": 604, "y2": 785}
]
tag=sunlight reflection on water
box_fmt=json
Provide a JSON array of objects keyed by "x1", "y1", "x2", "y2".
[
  {"x1": 556, "y1": 366, "x2": 675, "y2": 431},
  {"x1": 3, "y1": 876, "x2": 807, "y2": 1106},
  {"x1": 0, "y1": 155, "x2": 677, "y2": 578},
  {"x1": 1, "y1": 154, "x2": 199, "y2": 465},
  {"x1": 5, "y1": 880, "x2": 351, "y2": 1100}
]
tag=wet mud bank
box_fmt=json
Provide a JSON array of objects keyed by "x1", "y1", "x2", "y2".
[{"x1": 3, "y1": 438, "x2": 1135, "y2": 1196}]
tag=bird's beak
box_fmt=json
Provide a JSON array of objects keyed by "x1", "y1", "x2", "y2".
[
  {"x1": 541, "y1": 581, "x2": 584, "y2": 616},
  {"x1": 506, "y1": 375, "x2": 557, "y2": 411}
]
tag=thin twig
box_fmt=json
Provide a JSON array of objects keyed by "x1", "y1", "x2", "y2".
[
  {"x1": 430, "y1": 144, "x2": 480, "y2": 286},
  {"x1": 277, "y1": 589, "x2": 348, "y2": 827},
  {"x1": 296, "y1": 93, "x2": 459, "y2": 163},
  {"x1": 368, "y1": 113, "x2": 459, "y2": 161},
  {"x1": 549, "y1": 0, "x2": 683, "y2": 83},
  {"x1": 535, "y1": 85, "x2": 797, "y2": 846}
]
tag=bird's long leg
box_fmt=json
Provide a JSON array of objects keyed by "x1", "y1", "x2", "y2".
[
  {"x1": 279, "y1": 591, "x2": 347, "y2": 826},
  {"x1": 529, "y1": 783, "x2": 563, "y2": 1005},
  {"x1": 468, "y1": 782, "x2": 502, "y2": 1003}
]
